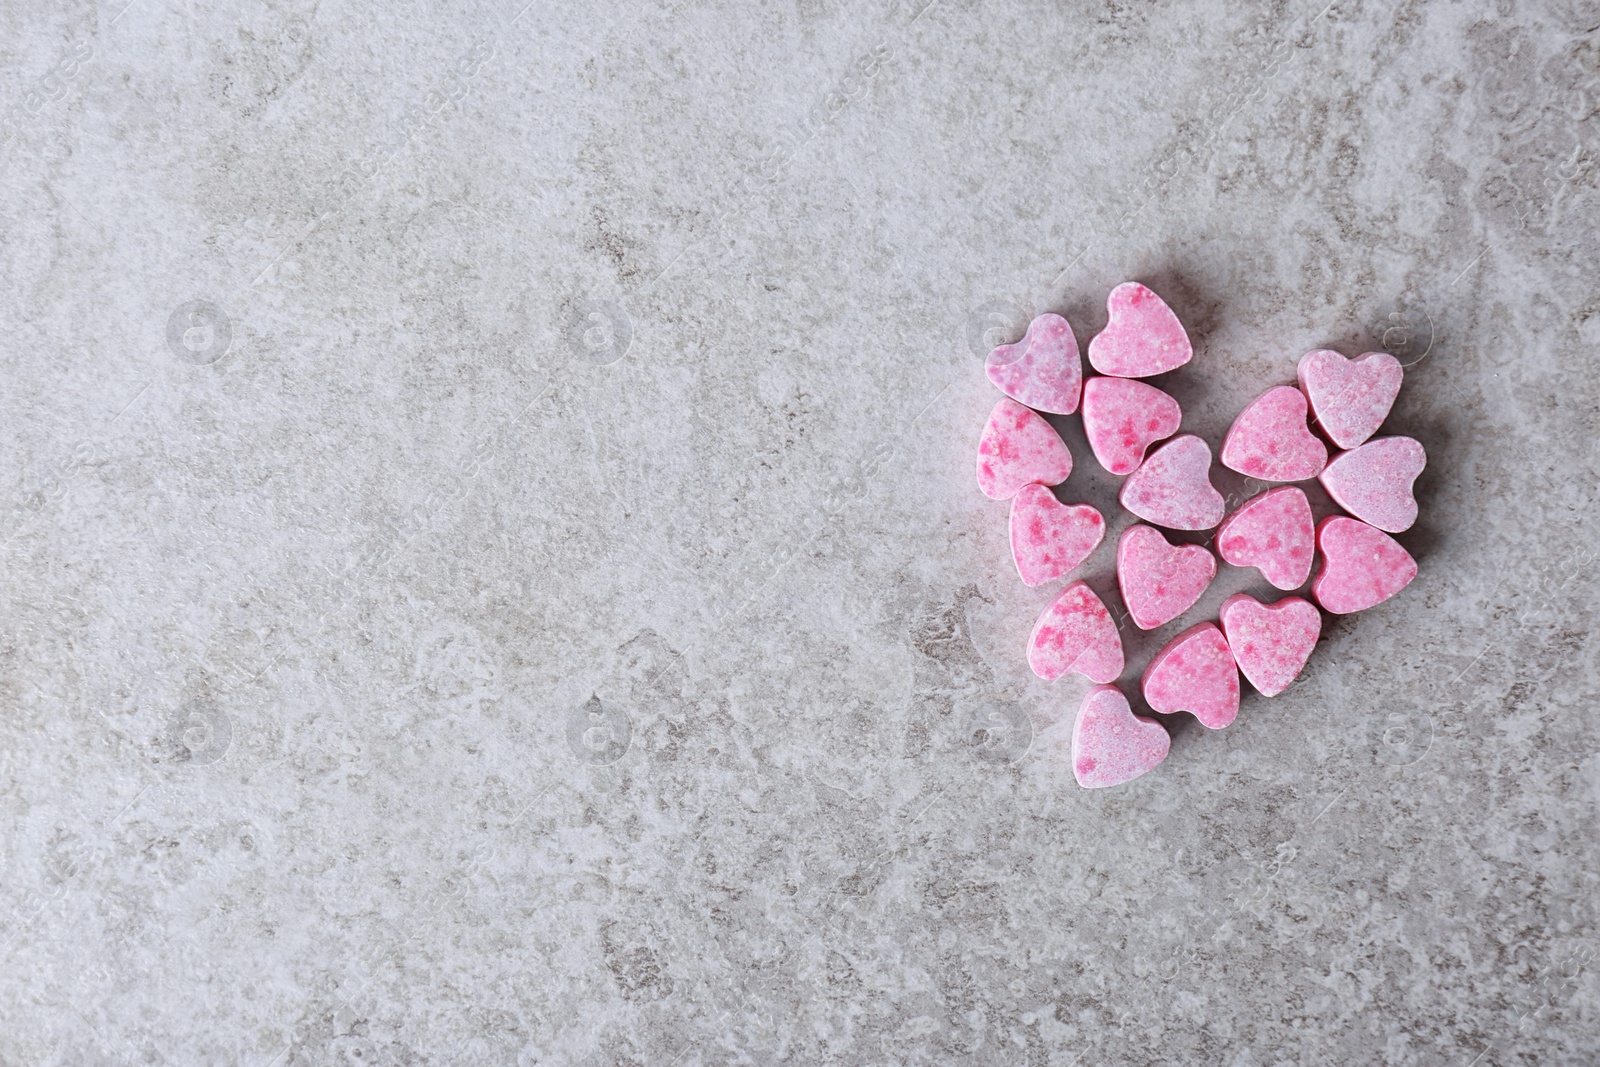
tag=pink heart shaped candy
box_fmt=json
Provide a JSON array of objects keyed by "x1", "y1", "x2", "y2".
[
  {"x1": 1119, "y1": 434, "x2": 1225, "y2": 531},
  {"x1": 1009, "y1": 484, "x2": 1106, "y2": 587},
  {"x1": 1219, "y1": 593, "x2": 1321, "y2": 697},
  {"x1": 976, "y1": 398, "x2": 1073, "y2": 500},
  {"x1": 1296, "y1": 349, "x2": 1402, "y2": 450},
  {"x1": 1220, "y1": 386, "x2": 1328, "y2": 482},
  {"x1": 986, "y1": 313, "x2": 1083, "y2": 415},
  {"x1": 1318, "y1": 436, "x2": 1426, "y2": 533},
  {"x1": 1081, "y1": 376, "x2": 1182, "y2": 475},
  {"x1": 1087, "y1": 282, "x2": 1193, "y2": 378},
  {"x1": 1116, "y1": 524, "x2": 1217, "y2": 630},
  {"x1": 1215, "y1": 486, "x2": 1315, "y2": 591},
  {"x1": 1028, "y1": 580, "x2": 1124, "y2": 683},
  {"x1": 1071, "y1": 684, "x2": 1170, "y2": 789},
  {"x1": 1141, "y1": 622, "x2": 1240, "y2": 729},
  {"x1": 1312, "y1": 516, "x2": 1418, "y2": 614}
]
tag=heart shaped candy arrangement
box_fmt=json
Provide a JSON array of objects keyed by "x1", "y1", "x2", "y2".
[{"x1": 979, "y1": 283, "x2": 1424, "y2": 788}]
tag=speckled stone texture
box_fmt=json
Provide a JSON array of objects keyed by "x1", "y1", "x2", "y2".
[{"x1": 3, "y1": 1, "x2": 1599, "y2": 1064}]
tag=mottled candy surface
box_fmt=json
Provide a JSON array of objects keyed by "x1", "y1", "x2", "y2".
[
  {"x1": 1318, "y1": 436, "x2": 1426, "y2": 533},
  {"x1": 976, "y1": 398, "x2": 1073, "y2": 500},
  {"x1": 1117, "y1": 524, "x2": 1217, "y2": 630},
  {"x1": 1141, "y1": 622, "x2": 1240, "y2": 729},
  {"x1": 1071, "y1": 684, "x2": 1171, "y2": 789},
  {"x1": 1220, "y1": 385, "x2": 1328, "y2": 482},
  {"x1": 1081, "y1": 376, "x2": 1182, "y2": 475},
  {"x1": 986, "y1": 313, "x2": 1083, "y2": 415},
  {"x1": 1027, "y1": 580, "x2": 1124, "y2": 683},
  {"x1": 1215, "y1": 486, "x2": 1315, "y2": 591},
  {"x1": 1009, "y1": 484, "x2": 1105, "y2": 587},
  {"x1": 1086, "y1": 282, "x2": 1193, "y2": 378},
  {"x1": 1297, "y1": 349, "x2": 1402, "y2": 450},
  {"x1": 1313, "y1": 516, "x2": 1419, "y2": 614},
  {"x1": 1220, "y1": 593, "x2": 1321, "y2": 697},
  {"x1": 1119, "y1": 434, "x2": 1225, "y2": 531}
]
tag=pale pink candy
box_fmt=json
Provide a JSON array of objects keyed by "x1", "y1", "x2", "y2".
[
  {"x1": 1071, "y1": 684, "x2": 1170, "y2": 789},
  {"x1": 1009, "y1": 484, "x2": 1105, "y2": 587},
  {"x1": 1318, "y1": 436, "x2": 1426, "y2": 533},
  {"x1": 986, "y1": 313, "x2": 1083, "y2": 415},
  {"x1": 1312, "y1": 516, "x2": 1418, "y2": 614},
  {"x1": 1220, "y1": 386, "x2": 1328, "y2": 482},
  {"x1": 1116, "y1": 524, "x2": 1216, "y2": 630},
  {"x1": 1215, "y1": 486, "x2": 1315, "y2": 591},
  {"x1": 1119, "y1": 434, "x2": 1225, "y2": 531},
  {"x1": 1141, "y1": 622, "x2": 1239, "y2": 729},
  {"x1": 1087, "y1": 282, "x2": 1192, "y2": 378},
  {"x1": 1297, "y1": 349, "x2": 1402, "y2": 450},
  {"x1": 1219, "y1": 593, "x2": 1321, "y2": 697},
  {"x1": 1081, "y1": 376, "x2": 1182, "y2": 475},
  {"x1": 1028, "y1": 580, "x2": 1124, "y2": 683},
  {"x1": 976, "y1": 398, "x2": 1073, "y2": 500}
]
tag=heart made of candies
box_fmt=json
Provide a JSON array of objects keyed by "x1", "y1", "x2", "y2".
[{"x1": 977, "y1": 282, "x2": 1424, "y2": 789}]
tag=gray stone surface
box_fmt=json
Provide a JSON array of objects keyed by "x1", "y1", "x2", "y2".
[{"x1": 2, "y1": 0, "x2": 1598, "y2": 1063}]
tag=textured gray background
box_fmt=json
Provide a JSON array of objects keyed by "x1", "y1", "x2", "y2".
[{"x1": 2, "y1": 0, "x2": 1598, "y2": 1063}]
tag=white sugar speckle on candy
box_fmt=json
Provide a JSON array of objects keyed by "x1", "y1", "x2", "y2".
[
  {"x1": 976, "y1": 398, "x2": 1073, "y2": 500},
  {"x1": 1119, "y1": 434, "x2": 1226, "y2": 531},
  {"x1": 1081, "y1": 376, "x2": 1182, "y2": 475},
  {"x1": 1071, "y1": 684, "x2": 1171, "y2": 789},
  {"x1": 1027, "y1": 580, "x2": 1124, "y2": 683},
  {"x1": 985, "y1": 313, "x2": 1084, "y2": 415}
]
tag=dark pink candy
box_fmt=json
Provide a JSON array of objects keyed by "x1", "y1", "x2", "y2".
[
  {"x1": 1313, "y1": 516, "x2": 1418, "y2": 614},
  {"x1": 1072, "y1": 684, "x2": 1170, "y2": 789},
  {"x1": 976, "y1": 398, "x2": 1073, "y2": 500},
  {"x1": 986, "y1": 313, "x2": 1083, "y2": 415},
  {"x1": 1215, "y1": 486, "x2": 1315, "y2": 591},
  {"x1": 1141, "y1": 622, "x2": 1240, "y2": 729},
  {"x1": 1221, "y1": 386, "x2": 1328, "y2": 482},
  {"x1": 1219, "y1": 593, "x2": 1321, "y2": 697},
  {"x1": 1116, "y1": 524, "x2": 1217, "y2": 630},
  {"x1": 1028, "y1": 580, "x2": 1124, "y2": 683},
  {"x1": 1081, "y1": 376, "x2": 1182, "y2": 476},
  {"x1": 1009, "y1": 484, "x2": 1105, "y2": 587}
]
